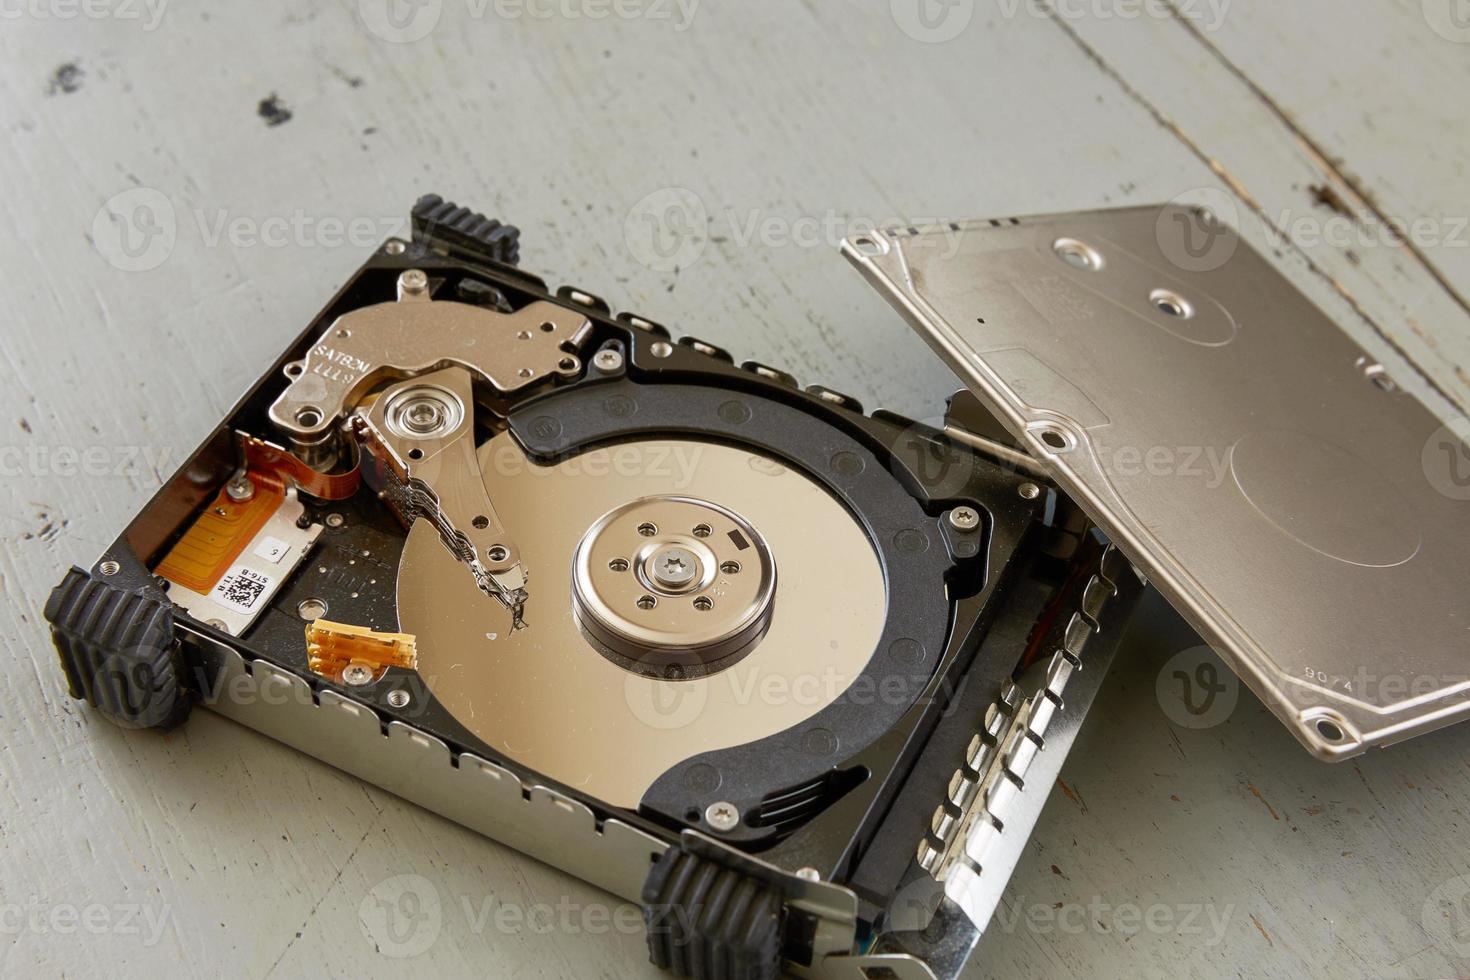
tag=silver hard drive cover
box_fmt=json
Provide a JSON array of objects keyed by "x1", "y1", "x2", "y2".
[{"x1": 843, "y1": 204, "x2": 1470, "y2": 760}]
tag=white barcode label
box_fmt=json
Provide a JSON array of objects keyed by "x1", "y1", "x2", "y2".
[{"x1": 210, "y1": 566, "x2": 275, "y2": 614}]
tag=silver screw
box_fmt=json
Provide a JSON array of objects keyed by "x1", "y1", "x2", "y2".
[
  {"x1": 593, "y1": 349, "x2": 624, "y2": 372},
  {"x1": 386, "y1": 689, "x2": 411, "y2": 708},
  {"x1": 1018, "y1": 483, "x2": 1041, "y2": 500},
  {"x1": 649, "y1": 341, "x2": 674, "y2": 358},
  {"x1": 206, "y1": 618, "x2": 228, "y2": 631},
  {"x1": 650, "y1": 546, "x2": 700, "y2": 590},
  {"x1": 384, "y1": 240, "x2": 406, "y2": 256},
  {"x1": 948, "y1": 506, "x2": 980, "y2": 532},
  {"x1": 342, "y1": 664, "x2": 374, "y2": 686},
  {"x1": 325, "y1": 513, "x2": 346, "y2": 529},
  {"x1": 226, "y1": 475, "x2": 256, "y2": 503},
  {"x1": 403, "y1": 398, "x2": 446, "y2": 434},
  {"x1": 704, "y1": 801, "x2": 740, "y2": 832},
  {"x1": 795, "y1": 867, "x2": 821, "y2": 882},
  {"x1": 399, "y1": 269, "x2": 429, "y2": 295}
]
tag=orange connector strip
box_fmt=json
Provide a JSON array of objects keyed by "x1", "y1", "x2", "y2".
[{"x1": 305, "y1": 620, "x2": 419, "y2": 683}]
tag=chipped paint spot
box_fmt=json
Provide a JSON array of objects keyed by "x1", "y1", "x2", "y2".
[
  {"x1": 47, "y1": 62, "x2": 84, "y2": 96},
  {"x1": 1056, "y1": 778, "x2": 1088, "y2": 815},
  {"x1": 257, "y1": 93, "x2": 293, "y2": 127},
  {"x1": 1247, "y1": 783, "x2": 1280, "y2": 821}
]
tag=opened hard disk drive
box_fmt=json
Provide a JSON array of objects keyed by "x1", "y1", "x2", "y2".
[{"x1": 45, "y1": 196, "x2": 1470, "y2": 979}]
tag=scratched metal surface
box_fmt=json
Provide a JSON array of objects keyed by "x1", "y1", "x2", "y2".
[{"x1": 2, "y1": 2, "x2": 1468, "y2": 977}]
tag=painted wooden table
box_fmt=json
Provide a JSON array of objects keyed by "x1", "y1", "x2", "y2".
[{"x1": 3, "y1": 2, "x2": 1468, "y2": 976}]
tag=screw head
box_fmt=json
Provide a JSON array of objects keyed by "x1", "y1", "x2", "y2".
[
  {"x1": 226, "y1": 475, "x2": 256, "y2": 503},
  {"x1": 704, "y1": 801, "x2": 740, "y2": 832},
  {"x1": 795, "y1": 867, "x2": 821, "y2": 882},
  {"x1": 948, "y1": 506, "x2": 981, "y2": 532},
  {"x1": 325, "y1": 513, "x2": 346, "y2": 529},
  {"x1": 342, "y1": 664, "x2": 374, "y2": 686},
  {"x1": 399, "y1": 269, "x2": 429, "y2": 295},
  {"x1": 649, "y1": 546, "x2": 700, "y2": 590},
  {"x1": 649, "y1": 341, "x2": 674, "y2": 359},
  {"x1": 593, "y1": 349, "x2": 624, "y2": 372},
  {"x1": 1018, "y1": 483, "x2": 1041, "y2": 500},
  {"x1": 384, "y1": 240, "x2": 406, "y2": 256}
]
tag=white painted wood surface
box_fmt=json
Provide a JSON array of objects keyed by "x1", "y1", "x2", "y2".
[{"x1": 2, "y1": 2, "x2": 1468, "y2": 977}]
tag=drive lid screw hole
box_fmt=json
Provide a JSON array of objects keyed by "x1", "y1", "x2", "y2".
[
  {"x1": 1150, "y1": 288, "x2": 1194, "y2": 319},
  {"x1": 1316, "y1": 718, "x2": 1345, "y2": 742},
  {"x1": 1054, "y1": 237, "x2": 1103, "y2": 272}
]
